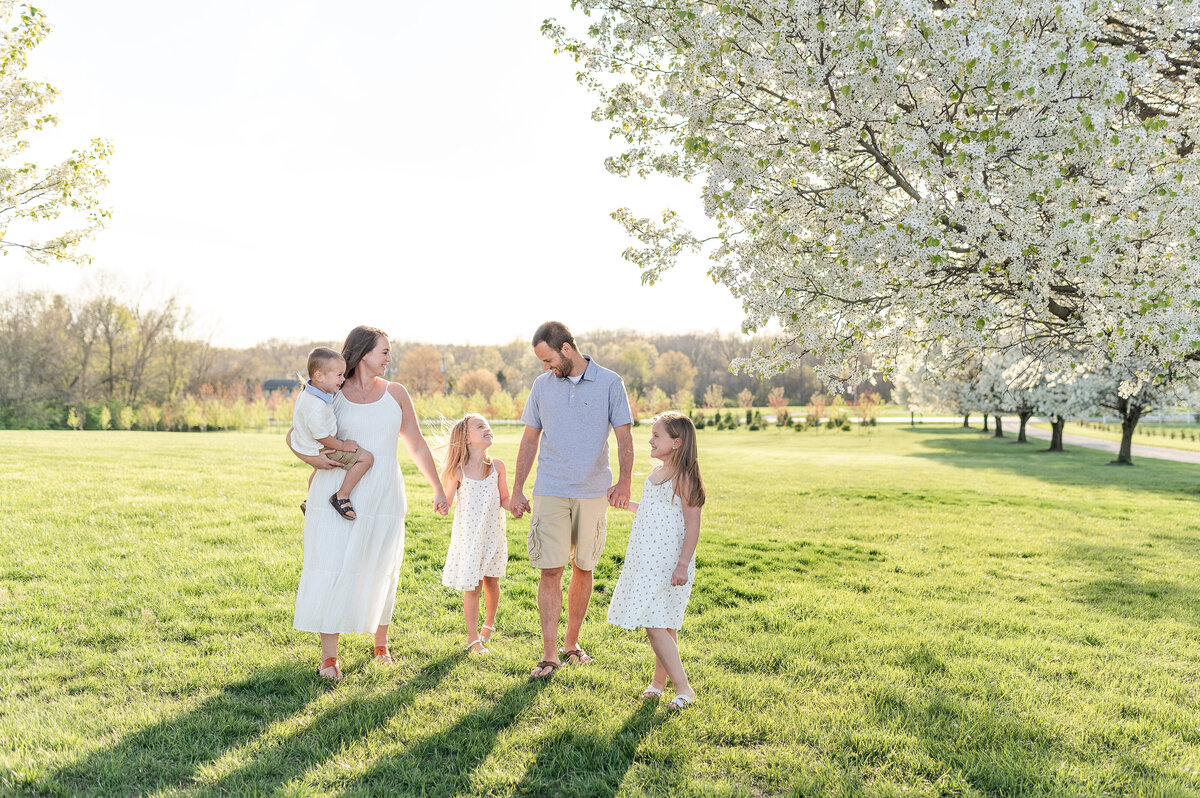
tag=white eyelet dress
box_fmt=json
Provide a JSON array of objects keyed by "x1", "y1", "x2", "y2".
[
  {"x1": 442, "y1": 466, "x2": 507, "y2": 590},
  {"x1": 607, "y1": 476, "x2": 694, "y2": 630},
  {"x1": 293, "y1": 388, "x2": 407, "y2": 634}
]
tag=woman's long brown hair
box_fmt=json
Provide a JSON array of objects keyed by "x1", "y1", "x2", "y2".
[
  {"x1": 342, "y1": 325, "x2": 388, "y2": 380},
  {"x1": 656, "y1": 411, "x2": 705, "y2": 508}
]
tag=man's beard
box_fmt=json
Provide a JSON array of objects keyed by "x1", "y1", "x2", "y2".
[{"x1": 552, "y1": 355, "x2": 572, "y2": 378}]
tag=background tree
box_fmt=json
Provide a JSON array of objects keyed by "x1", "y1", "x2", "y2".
[
  {"x1": 652, "y1": 350, "x2": 697, "y2": 398},
  {"x1": 456, "y1": 368, "x2": 501, "y2": 398},
  {"x1": 396, "y1": 345, "x2": 444, "y2": 394},
  {"x1": 0, "y1": 1, "x2": 109, "y2": 263},
  {"x1": 702, "y1": 383, "x2": 724, "y2": 409},
  {"x1": 548, "y1": 1, "x2": 1200, "y2": 393}
]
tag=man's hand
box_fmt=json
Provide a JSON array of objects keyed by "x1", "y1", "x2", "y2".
[
  {"x1": 343, "y1": 439, "x2": 359, "y2": 452},
  {"x1": 510, "y1": 489, "x2": 531, "y2": 519},
  {"x1": 607, "y1": 480, "x2": 631, "y2": 509},
  {"x1": 431, "y1": 489, "x2": 449, "y2": 516}
]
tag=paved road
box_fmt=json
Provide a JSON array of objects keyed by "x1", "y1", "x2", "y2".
[{"x1": 879, "y1": 414, "x2": 1200, "y2": 465}]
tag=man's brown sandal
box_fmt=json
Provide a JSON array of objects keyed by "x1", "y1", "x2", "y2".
[
  {"x1": 530, "y1": 660, "x2": 559, "y2": 679},
  {"x1": 561, "y1": 648, "x2": 593, "y2": 665}
]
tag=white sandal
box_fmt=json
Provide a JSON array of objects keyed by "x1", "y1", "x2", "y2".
[
  {"x1": 641, "y1": 684, "x2": 665, "y2": 699},
  {"x1": 465, "y1": 638, "x2": 490, "y2": 655},
  {"x1": 480, "y1": 624, "x2": 496, "y2": 644},
  {"x1": 668, "y1": 693, "x2": 697, "y2": 709}
]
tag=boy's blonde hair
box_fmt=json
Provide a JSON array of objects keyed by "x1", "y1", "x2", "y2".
[
  {"x1": 439, "y1": 413, "x2": 491, "y2": 485},
  {"x1": 655, "y1": 411, "x2": 706, "y2": 508},
  {"x1": 307, "y1": 347, "x2": 344, "y2": 379}
]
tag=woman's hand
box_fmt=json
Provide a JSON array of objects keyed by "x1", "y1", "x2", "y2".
[
  {"x1": 431, "y1": 489, "x2": 449, "y2": 516},
  {"x1": 670, "y1": 564, "x2": 689, "y2": 586}
]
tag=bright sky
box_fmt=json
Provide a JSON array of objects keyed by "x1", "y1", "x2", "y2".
[{"x1": 0, "y1": 0, "x2": 753, "y2": 348}]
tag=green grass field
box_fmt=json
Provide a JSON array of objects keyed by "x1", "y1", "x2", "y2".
[{"x1": 3, "y1": 425, "x2": 1199, "y2": 796}]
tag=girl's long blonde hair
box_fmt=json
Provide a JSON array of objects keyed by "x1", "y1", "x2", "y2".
[
  {"x1": 439, "y1": 413, "x2": 491, "y2": 485},
  {"x1": 655, "y1": 411, "x2": 705, "y2": 508}
]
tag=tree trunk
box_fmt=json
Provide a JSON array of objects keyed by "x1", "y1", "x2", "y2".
[
  {"x1": 1115, "y1": 401, "x2": 1143, "y2": 465},
  {"x1": 962, "y1": 414, "x2": 970, "y2": 428},
  {"x1": 992, "y1": 415, "x2": 1003, "y2": 438},
  {"x1": 982, "y1": 414, "x2": 989, "y2": 432},
  {"x1": 1016, "y1": 410, "x2": 1032, "y2": 443},
  {"x1": 1048, "y1": 416, "x2": 1065, "y2": 452}
]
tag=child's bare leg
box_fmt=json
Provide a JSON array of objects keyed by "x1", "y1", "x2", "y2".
[
  {"x1": 307, "y1": 469, "x2": 315, "y2": 488},
  {"x1": 336, "y1": 449, "x2": 375, "y2": 500},
  {"x1": 646, "y1": 627, "x2": 693, "y2": 698},
  {"x1": 481, "y1": 576, "x2": 500, "y2": 631},
  {"x1": 464, "y1": 584, "x2": 484, "y2": 649}
]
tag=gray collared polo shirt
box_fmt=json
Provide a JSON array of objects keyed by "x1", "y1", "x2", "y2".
[{"x1": 520, "y1": 355, "x2": 633, "y2": 498}]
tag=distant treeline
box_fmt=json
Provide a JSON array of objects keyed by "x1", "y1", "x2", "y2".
[{"x1": 0, "y1": 288, "x2": 890, "y2": 430}]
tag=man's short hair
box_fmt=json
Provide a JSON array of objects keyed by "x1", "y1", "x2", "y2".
[
  {"x1": 532, "y1": 321, "x2": 577, "y2": 353},
  {"x1": 307, "y1": 346, "x2": 344, "y2": 378}
]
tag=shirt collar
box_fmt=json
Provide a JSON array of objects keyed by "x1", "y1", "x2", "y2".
[
  {"x1": 578, "y1": 355, "x2": 597, "y2": 382},
  {"x1": 304, "y1": 380, "x2": 335, "y2": 405}
]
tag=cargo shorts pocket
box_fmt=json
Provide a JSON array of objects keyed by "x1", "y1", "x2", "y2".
[
  {"x1": 527, "y1": 516, "x2": 541, "y2": 562},
  {"x1": 590, "y1": 515, "x2": 608, "y2": 563}
]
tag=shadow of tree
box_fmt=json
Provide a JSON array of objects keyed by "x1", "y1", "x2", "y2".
[
  {"x1": 901, "y1": 426, "x2": 1199, "y2": 499},
  {"x1": 343, "y1": 675, "x2": 551, "y2": 794},
  {"x1": 863, "y1": 683, "x2": 1181, "y2": 794},
  {"x1": 37, "y1": 654, "x2": 460, "y2": 797},
  {"x1": 511, "y1": 702, "x2": 676, "y2": 797},
  {"x1": 1062, "y1": 541, "x2": 1200, "y2": 625}
]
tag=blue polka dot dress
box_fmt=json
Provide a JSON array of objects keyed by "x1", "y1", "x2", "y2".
[
  {"x1": 442, "y1": 466, "x2": 507, "y2": 590},
  {"x1": 607, "y1": 476, "x2": 693, "y2": 630}
]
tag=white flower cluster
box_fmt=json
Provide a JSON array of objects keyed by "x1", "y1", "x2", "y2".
[{"x1": 548, "y1": 0, "x2": 1200, "y2": 394}]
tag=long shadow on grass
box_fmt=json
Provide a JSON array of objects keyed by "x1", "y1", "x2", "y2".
[
  {"x1": 342, "y1": 675, "x2": 550, "y2": 794},
  {"x1": 902, "y1": 425, "x2": 1199, "y2": 499},
  {"x1": 191, "y1": 652, "x2": 460, "y2": 796},
  {"x1": 511, "y1": 702, "x2": 673, "y2": 797},
  {"x1": 37, "y1": 662, "x2": 317, "y2": 796},
  {"x1": 37, "y1": 655, "x2": 458, "y2": 798}
]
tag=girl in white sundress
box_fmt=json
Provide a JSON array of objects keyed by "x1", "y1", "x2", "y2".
[
  {"x1": 607, "y1": 411, "x2": 705, "y2": 709},
  {"x1": 441, "y1": 414, "x2": 511, "y2": 655}
]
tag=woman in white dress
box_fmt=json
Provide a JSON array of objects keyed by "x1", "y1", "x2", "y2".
[{"x1": 289, "y1": 326, "x2": 449, "y2": 680}]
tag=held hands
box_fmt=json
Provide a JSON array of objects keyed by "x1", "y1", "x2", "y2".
[
  {"x1": 606, "y1": 480, "x2": 631, "y2": 510},
  {"x1": 670, "y1": 564, "x2": 689, "y2": 587},
  {"x1": 431, "y1": 490, "x2": 449, "y2": 517},
  {"x1": 510, "y1": 489, "x2": 531, "y2": 519}
]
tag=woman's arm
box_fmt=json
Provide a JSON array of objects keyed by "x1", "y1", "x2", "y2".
[
  {"x1": 285, "y1": 428, "x2": 341, "y2": 469},
  {"x1": 493, "y1": 458, "x2": 512, "y2": 512},
  {"x1": 390, "y1": 382, "x2": 449, "y2": 516}
]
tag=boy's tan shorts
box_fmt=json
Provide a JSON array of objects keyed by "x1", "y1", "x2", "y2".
[
  {"x1": 326, "y1": 448, "x2": 362, "y2": 468},
  {"x1": 528, "y1": 495, "x2": 609, "y2": 571}
]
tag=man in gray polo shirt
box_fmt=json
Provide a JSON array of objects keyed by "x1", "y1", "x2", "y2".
[{"x1": 511, "y1": 321, "x2": 633, "y2": 679}]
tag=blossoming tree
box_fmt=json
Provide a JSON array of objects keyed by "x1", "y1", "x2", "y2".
[
  {"x1": 0, "y1": 2, "x2": 109, "y2": 263},
  {"x1": 547, "y1": 0, "x2": 1200, "y2": 390}
]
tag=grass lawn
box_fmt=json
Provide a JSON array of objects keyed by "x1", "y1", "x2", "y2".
[
  {"x1": 1033, "y1": 420, "x2": 1200, "y2": 455},
  {"x1": 3, "y1": 425, "x2": 1199, "y2": 796}
]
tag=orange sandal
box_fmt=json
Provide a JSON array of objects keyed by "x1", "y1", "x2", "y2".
[
  {"x1": 317, "y1": 656, "x2": 343, "y2": 681},
  {"x1": 373, "y1": 646, "x2": 394, "y2": 664}
]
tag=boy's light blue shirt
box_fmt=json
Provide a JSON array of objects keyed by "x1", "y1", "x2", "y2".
[{"x1": 520, "y1": 355, "x2": 633, "y2": 498}]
